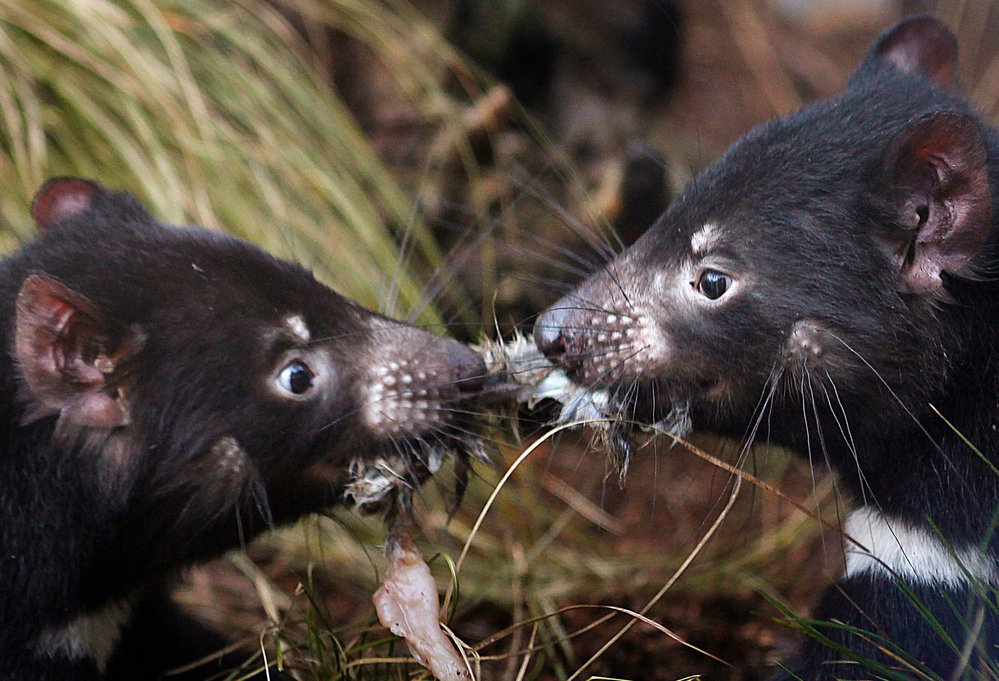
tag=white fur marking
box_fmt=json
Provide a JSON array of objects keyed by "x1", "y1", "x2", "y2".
[
  {"x1": 362, "y1": 358, "x2": 447, "y2": 435},
  {"x1": 844, "y1": 507, "x2": 999, "y2": 587},
  {"x1": 212, "y1": 436, "x2": 247, "y2": 475},
  {"x1": 690, "y1": 223, "x2": 719, "y2": 255},
  {"x1": 285, "y1": 314, "x2": 311, "y2": 343},
  {"x1": 33, "y1": 599, "x2": 134, "y2": 672}
]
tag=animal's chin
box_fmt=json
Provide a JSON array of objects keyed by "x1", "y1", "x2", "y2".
[
  {"x1": 340, "y1": 429, "x2": 487, "y2": 517},
  {"x1": 596, "y1": 377, "x2": 713, "y2": 424}
]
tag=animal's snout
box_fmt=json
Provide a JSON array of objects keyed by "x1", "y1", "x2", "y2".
[
  {"x1": 535, "y1": 296, "x2": 663, "y2": 389},
  {"x1": 533, "y1": 304, "x2": 585, "y2": 376},
  {"x1": 360, "y1": 327, "x2": 487, "y2": 439},
  {"x1": 445, "y1": 339, "x2": 487, "y2": 395}
]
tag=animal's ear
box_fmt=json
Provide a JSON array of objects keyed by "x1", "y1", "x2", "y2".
[
  {"x1": 862, "y1": 14, "x2": 959, "y2": 91},
  {"x1": 877, "y1": 112, "x2": 991, "y2": 296},
  {"x1": 15, "y1": 274, "x2": 146, "y2": 428},
  {"x1": 31, "y1": 178, "x2": 102, "y2": 232},
  {"x1": 31, "y1": 177, "x2": 152, "y2": 233}
]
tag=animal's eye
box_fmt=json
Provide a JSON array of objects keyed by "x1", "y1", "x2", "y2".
[
  {"x1": 277, "y1": 360, "x2": 314, "y2": 395},
  {"x1": 697, "y1": 270, "x2": 732, "y2": 300}
]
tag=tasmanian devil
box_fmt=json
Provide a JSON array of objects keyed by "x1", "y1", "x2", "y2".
[
  {"x1": 534, "y1": 15, "x2": 998, "y2": 680},
  {"x1": 0, "y1": 177, "x2": 485, "y2": 680}
]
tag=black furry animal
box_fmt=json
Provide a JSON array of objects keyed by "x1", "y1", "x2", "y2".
[
  {"x1": 0, "y1": 178, "x2": 485, "y2": 680},
  {"x1": 534, "y1": 15, "x2": 999, "y2": 680}
]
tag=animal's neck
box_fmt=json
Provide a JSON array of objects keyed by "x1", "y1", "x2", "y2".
[{"x1": 834, "y1": 380, "x2": 999, "y2": 551}]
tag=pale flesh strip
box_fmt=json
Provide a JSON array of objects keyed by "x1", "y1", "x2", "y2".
[{"x1": 372, "y1": 533, "x2": 471, "y2": 680}]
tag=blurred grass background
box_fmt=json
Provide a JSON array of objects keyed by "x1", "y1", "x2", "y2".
[
  {"x1": 0, "y1": 0, "x2": 476, "y2": 324},
  {"x1": 2, "y1": 0, "x2": 998, "y2": 679}
]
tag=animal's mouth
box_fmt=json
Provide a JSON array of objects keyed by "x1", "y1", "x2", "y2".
[
  {"x1": 475, "y1": 334, "x2": 699, "y2": 480},
  {"x1": 342, "y1": 336, "x2": 491, "y2": 518},
  {"x1": 342, "y1": 417, "x2": 488, "y2": 517}
]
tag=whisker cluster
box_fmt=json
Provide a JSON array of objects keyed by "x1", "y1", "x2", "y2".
[{"x1": 475, "y1": 332, "x2": 693, "y2": 482}]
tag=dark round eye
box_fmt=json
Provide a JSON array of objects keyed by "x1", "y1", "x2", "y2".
[
  {"x1": 277, "y1": 360, "x2": 314, "y2": 395},
  {"x1": 697, "y1": 270, "x2": 732, "y2": 300}
]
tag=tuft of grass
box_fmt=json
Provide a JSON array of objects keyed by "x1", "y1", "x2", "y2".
[{"x1": 0, "y1": 0, "x2": 478, "y2": 321}]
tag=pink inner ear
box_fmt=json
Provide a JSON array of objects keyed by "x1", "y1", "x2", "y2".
[
  {"x1": 15, "y1": 274, "x2": 134, "y2": 429},
  {"x1": 882, "y1": 113, "x2": 991, "y2": 296},
  {"x1": 31, "y1": 178, "x2": 98, "y2": 231}
]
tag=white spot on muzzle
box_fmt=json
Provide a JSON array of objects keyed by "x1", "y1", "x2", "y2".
[
  {"x1": 362, "y1": 358, "x2": 446, "y2": 438},
  {"x1": 33, "y1": 598, "x2": 134, "y2": 672},
  {"x1": 844, "y1": 507, "x2": 999, "y2": 588},
  {"x1": 787, "y1": 319, "x2": 827, "y2": 363},
  {"x1": 577, "y1": 304, "x2": 668, "y2": 384}
]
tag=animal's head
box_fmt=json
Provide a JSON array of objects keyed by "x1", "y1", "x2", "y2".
[
  {"x1": 12, "y1": 177, "x2": 486, "y2": 550},
  {"x1": 534, "y1": 16, "x2": 995, "y2": 460}
]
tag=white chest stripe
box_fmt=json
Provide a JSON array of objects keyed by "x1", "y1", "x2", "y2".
[
  {"x1": 844, "y1": 507, "x2": 999, "y2": 588},
  {"x1": 33, "y1": 598, "x2": 134, "y2": 672}
]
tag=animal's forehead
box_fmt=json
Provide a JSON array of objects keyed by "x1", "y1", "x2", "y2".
[
  {"x1": 659, "y1": 216, "x2": 749, "y2": 256},
  {"x1": 106, "y1": 230, "x2": 362, "y2": 333},
  {"x1": 284, "y1": 314, "x2": 311, "y2": 343},
  {"x1": 648, "y1": 207, "x2": 825, "y2": 269},
  {"x1": 689, "y1": 222, "x2": 722, "y2": 256}
]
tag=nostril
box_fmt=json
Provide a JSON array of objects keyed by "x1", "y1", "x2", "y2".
[
  {"x1": 455, "y1": 370, "x2": 486, "y2": 395},
  {"x1": 545, "y1": 334, "x2": 568, "y2": 360},
  {"x1": 534, "y1": 305, "x2": 572, "y2": 365}
]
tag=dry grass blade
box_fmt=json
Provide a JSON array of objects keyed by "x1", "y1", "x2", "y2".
[
  {"x1": 446, "y1": 419, "x2": 603, "y2": 612},
  {"x1": 566, "y1": 473, "x2": 744, "y2": 681}
]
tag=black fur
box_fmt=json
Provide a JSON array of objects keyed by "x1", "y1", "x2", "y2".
[
  {"x1": 535, "y1": 15, "x2": 999, "y2": 679},
  {"x1": 0, "y1": 179, "x2": 485, "y2": 679},
  {"x1": 782, "y1": 575, "x2": 999, "y2": 679}
]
